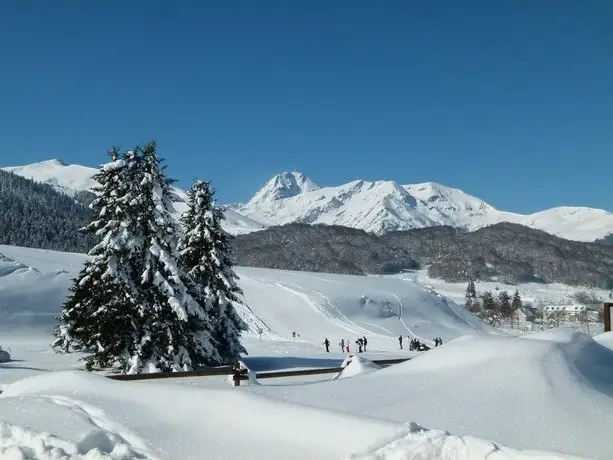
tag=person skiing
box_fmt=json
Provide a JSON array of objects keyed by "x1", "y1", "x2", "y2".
[
  {"x1": 340, "y1": 338, "x2": 345, "y2": 352},
  {"x1": 362, "y1": 336, "x2": 368, "y2": 352},
  {"x1": 356, "y1": 338, "x2": 363, "y2": 353},
  {"x1": 398, "y1": 335, "x2": 403, "y2": 349},
  {"x1": 323, "y1": 338, "x2": 330, "y2": 352}
]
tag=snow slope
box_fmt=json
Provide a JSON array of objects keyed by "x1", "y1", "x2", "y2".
[
  {"x1": 2, "y1": 159, "x2": 265, "y2": 235},
  {"x1": 235, "y1": 172, "x2": 613, "y2": 242}
]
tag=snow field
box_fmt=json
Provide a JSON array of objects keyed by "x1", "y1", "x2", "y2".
[{"x1": 1, "y1": 245, "x2": 613, "y2": 458}]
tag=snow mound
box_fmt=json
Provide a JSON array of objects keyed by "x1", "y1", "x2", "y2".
[
  {"x1": 349, "y1": 422, "x2": 590, "y2": 460},
  {"x1": 0, "y1": 253, "x2": 29, "y2": 277},
  {"x1": 1, "y1": 371, "x2": 588, "y2": 460},
  {"x1": 246, "y1": 331, "x2": 613, "y2": 458},
  {"x1": 339, "y1": 355, "x2": 382, "y2": 378},
  {"x1": 0, "y1": 371, "x2": 403, "y2": 460},
  {"x1": 593, "y1": 331, "x2": 613, "y2": 351}
]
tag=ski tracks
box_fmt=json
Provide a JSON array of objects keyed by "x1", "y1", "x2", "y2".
[
  {"x1": 369, "y1": 290, "x2": 435, "y2": 346},
  {"x1": 243, "y1": 273, "x2": 376, "y2": 336},
  {"x1": 0, "y1": 395, "x2": 161, "y2": 460}
]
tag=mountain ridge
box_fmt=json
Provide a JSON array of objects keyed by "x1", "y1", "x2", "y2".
[
  {"x1": 3, "y1": 160, "x2": 612, "y2": 242},
  {"x1": 235, "y1": 171, "x2": 613, "y2": 242}
]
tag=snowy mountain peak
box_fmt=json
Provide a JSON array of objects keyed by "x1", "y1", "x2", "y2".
[
  {"x1": 247, "y1": 171, "x2": 320, "y2": 206},
  {"x1": 37, "y1": 159, "x2": 67, "y2": 167},
  {"x1": 404, "y1": 182, "x2": 497, "y2": 215},
  {"x1": 2, "y1": 159, "x2": 99, "y2": 197}
]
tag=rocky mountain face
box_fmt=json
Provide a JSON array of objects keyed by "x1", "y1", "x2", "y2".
[{"x1": 233, "y1": 222, "x2": 613, "y2": 288}]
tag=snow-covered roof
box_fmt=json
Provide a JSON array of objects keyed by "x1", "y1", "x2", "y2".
[{"x1": 543, "y1": 304, "x2": 587, "y2": 312}]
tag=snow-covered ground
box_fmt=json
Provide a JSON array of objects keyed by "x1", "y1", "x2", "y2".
[{"x1": 1, "y1": 244, "x2": 612, "y2": 459}]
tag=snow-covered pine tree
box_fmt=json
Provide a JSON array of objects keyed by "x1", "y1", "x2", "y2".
[
  {"x1": 511, "y1": 289, "x2": 523, "y2": 311},
  {"x1": 125, "y1": 141, "x2": 220, "y2": 373},
  {"x1": 179, "y1": 179, "x2": 248, "y2": 364},
  {"x1": 52, "y1": 148, "x2": 141, "y2": 370}
]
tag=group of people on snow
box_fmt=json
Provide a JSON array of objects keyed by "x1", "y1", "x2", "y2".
[
  {"x1": 324, "y1": 337, "x2": 368, "y2": 353},
  {"x1": 323, "y1": 334, "x2": 441, "y2": 353}
]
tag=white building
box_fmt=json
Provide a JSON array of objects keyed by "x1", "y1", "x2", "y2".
[{"x1": 543, "y1": 304, "x2": 587, "y2": 318}]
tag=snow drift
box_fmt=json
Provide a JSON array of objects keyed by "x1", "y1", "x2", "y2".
[
  {"x1": 248, "y1": 330, "x2": 613, "y2": 459},
  {"x1": 0, "y1": 371, "x2": 591, "y2": 460}
]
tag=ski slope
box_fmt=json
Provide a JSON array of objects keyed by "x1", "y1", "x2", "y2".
[{"x1": 0, "y1": 245, "x2": 492, "y2": 351}]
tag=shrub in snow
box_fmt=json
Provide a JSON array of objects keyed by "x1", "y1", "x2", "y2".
[
  {"x1": 179, "y1": 180, "x2": 248, "y2": 364},
  {"x1": 53, "y1": 142, "x2": 221, "y2": 373}
]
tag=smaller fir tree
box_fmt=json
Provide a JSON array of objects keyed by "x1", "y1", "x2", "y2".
[
  {"x1": 511, "y1": 289, "x2": 522, "y2": 311},
  {"x1": 464, "y1": 280, "x2": 477, "y2": 311},
  {"x1": 498, "y1": 290, "x2": 512, "y2": 319},
  {"x1": 179, "y1": 180, "x2": 248, "y2": 364}
]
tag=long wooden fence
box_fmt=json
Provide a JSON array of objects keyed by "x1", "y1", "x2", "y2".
[{"x1": 107, "y1": 356, "x2": 412, "y2": 386}]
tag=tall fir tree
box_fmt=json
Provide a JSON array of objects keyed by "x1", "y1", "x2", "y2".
[
  {"x1": 123, "y1": 142, "x2": 220, "y2": 373},
  {"x1": 52, "y1": 148, "x2": 141, "y2": 370},
  {"x1": 179, "y1": 180, "x2": 248, "y2": 364}
]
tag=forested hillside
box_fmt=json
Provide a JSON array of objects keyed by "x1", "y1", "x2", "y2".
[{"x1": 0, "y1": 169, "x2": 95, "y2": 252}]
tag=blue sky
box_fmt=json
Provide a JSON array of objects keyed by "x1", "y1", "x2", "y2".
[{"x1": 0, "y1": 1, "x2": 611, "y2": 212}]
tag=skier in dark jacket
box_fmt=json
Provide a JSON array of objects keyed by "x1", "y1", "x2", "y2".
[
  {"x1": 323, "y1": 338, "x2": 330, "y2": 352},
  {"x1": 362, "y1": 336, "x2": 368, "y2": 352},
  {"x1": 398, "y1": 335, "x2": 403, "y2": 349}
]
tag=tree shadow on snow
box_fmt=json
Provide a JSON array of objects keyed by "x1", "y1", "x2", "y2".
[{"x1": 0, "y1": 361, "x2": 51, "y2": 372}]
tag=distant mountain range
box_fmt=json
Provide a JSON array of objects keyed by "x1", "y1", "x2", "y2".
[
  {"x1": 231, "y1": 171, "x2": 613, "y2": 242},
  {"x1": 3, "y1": 160, "x2": 613, "y2": 243}
]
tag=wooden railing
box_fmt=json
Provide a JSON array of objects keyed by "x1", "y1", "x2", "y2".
[{"x1": 106, "y1": 356, "x2": 413, "y2": 386}]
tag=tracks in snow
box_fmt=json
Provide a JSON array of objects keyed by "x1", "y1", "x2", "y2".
[{"x1": 0, "y1": 395, "x2": 160, "y2": 460}]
